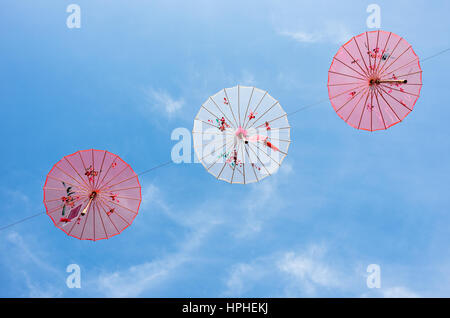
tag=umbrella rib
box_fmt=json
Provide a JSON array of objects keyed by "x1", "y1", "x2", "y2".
[
  {"x1": 377, "y1": 86, "x2": 412, "y2": 111},
  {"x1": 46, "y1": 175, "x2": 86, "y2": 191},
  {"x1": 370, "y1": 89, "x2": 374, "y2": 131},
  {"x1": 203, "y1": 137, "x2": 235, "y2": 164},
  {"x1": 244, "y1": 91, "x2": 267, "y2": 129},
  {"x1": 216, "y1": 160, "x2": 228, "y2": 181},
  {"x1": 47, "y1": 204, "x2": 68, "y2": 216},
  {"x1": 200, "y1": 105, "x2": 227, "y2": 125},
  {"x1": 261, "y1": 126, "x2": 291, "y2": 131},
  {"x1": 98, "y1": 165, "x2": 129, "y2": 191},
  {"x1": 100, "y1": 173, "x2": 139, "y2": 193},
  {"x1": 375, "y1": 31, "x2": 392, "y2": 75},
  {"x1": 258, "y1": 136, "x2": 291, "y2": 143},
  {"x1": 224, "y1": 88, "x2": 239, "y2": 129},
  {"x1": 353, "y1": 36, "x2": 370, "y2": 75},
  {"x1": 377, "y1": 36, "x2": 403, "y2": 75},
  {"x1": 333, "y1": 56, "x2": 368, "y2": 79},
  {"x1": 346, "y1": 88, "x2": 369, "y2": 122},
  {"x1": 208, "y1": 96, "x2": 236, "y2": 132},
  {"x1": 380, "y1": 45, "x2": 412, "y2": 76},
  {"x1": 77, "y1": 151, "x2": 91, "y2": 186},
  {"x1": 68, "y1": 199, "x2": 88, "y2": 237},
  {"x1": 99, "y1": 197, "x2": 132, "y2": 225},
  {"x1": 331, "y1": 83, "x2": 367, "y2": 99},
  {"x1": 94, "y1": 201, "x2": 108, "y2": 239},
  {"x1": 373, "y1": 30, "x2": 380, "y2": 74},
  {"x1": 103, "y1": 186, "x2": 140, "y2": 192},
  {"x1": 196, "y1": 118, "x2": 225, "y2": 130},
  {"x1": 247, "y1": 101, "x2": 279, "y2": 130},
  {"x1": 216, "y1": 140, "x2": 236, "y2": 180},
  {"x1": 192, "y1": 135, "x2": 233, "y2": 153},
  {"x1": 240, "y1": 141, "x2": 246, "y2": 184},
  {"x1": 206, "y1": 139, "x2": 236, "y2": 171},
  {"x1": 93, "y1": 150, "x2": 107, "y2": 190},
  {"x1": 96, "y1": 156, "x2": 118, "y2": 190},
  {"x1": 96, "y1": 199, "x2": 121, "y2": 234},
  {"x1": 91, "y1": 149, "x2": 95, "y2": 193},
  {"x1": 93, "y1": 195, "x2": 96, "y2": 241},
  {"x1": 192, "y1": 130, "x2": 234, "y2": 136},
  {"x1": 328, "y1": 70, "x2": 365, "y2": 81},
  {"x1": 329, "y1": 83, "x2": 367, "y2": 108},
  {"x1": 243, "y1": 142, "x2": 259, "y2": 182},
  {"x1": 251, "y1": 142, "x2": 281, "y2": 167},
  {"x1": 233, "y1": 144, "x2": 246, "y2": 179},
  {"x1": 246, "y1": 143, "x2": 272, "y2": 176},
  {"x1": 242, "y1": 87, "x2": 255, "y2": 129},
  {"x1": 115, "y1": 195, "x2": 141, "y2": 201},
  {"x1": 63, "y1": 157, "x2": 90, "y2": 189},
  {"x1": 53, "y1": 166, "x2": 89, "y2": 192},
  {"x1": 255, "y1": 114, "x2": 287, "y2": 128},
  {"x1": 394, "y1": 70, "x2": 422, "y2": 78},
  {"x1": 381, "y1": 57, "x2": 419, "y2": 79},
  {"x1": 366, "y1": 31, "x2": 373, "y2": 75},
  {"x1": 79, "y1": 200, "x2": 91, "y2": 239},
  {"x1": 44, "y1": 186, "x2": 72, "y2": 191},
  {"x1": 336, "y1": 85, "x2": 368, "y2": 112},
  {"x1": 65, "y1": 197, "x2": 90, "y2": 236},
  {"x1": 230, "y1": 142, "x2": 239, "y2": 183},
  {"x1": 357, "y1": 89, "x2": 370, "y2": 129},
  {"x1": 379, "y1": 84, "x2": 420, "y2": 97},
  {"x1": 375, "y1": 86, "x2": 402, "y2": 121},
  {"x1": 103, "y1": 197, "x2": 138, "y2": 215},
  {"x1": 328, "y1": 82, "x2": 365, "y2": 87},
  {"x1": 373, "y1": 89, "x2": 387, "y2": 130},
  {"x1": 342, "y1": 45, "x2": 370, "y2": 77}
]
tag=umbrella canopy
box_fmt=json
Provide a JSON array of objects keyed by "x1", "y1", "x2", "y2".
[
  {"x1": 328, "y1": 30, "x2": 422, "y2": 131},
  {"x1": 193, "y1": 85, "x2": 290, "y2": 184},
  {"x1": 43, "y1": 149, "x2": 141, "y2": 241}
]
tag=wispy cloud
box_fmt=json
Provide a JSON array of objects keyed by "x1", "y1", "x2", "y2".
[
  {"x1": 279, "y1": 23, "x2": 352, "y2": 45},
  {"x1": 233, "y1": 162, "x2": 293, "y2": 238},
  {"x1": 222, "y1": 244, "x2": 343, "y2": 297},
  {"x1": 145, "y1": 88, "x2": 184, "y2": 118},
  {"x1": 277, "y1": 245, "x2": 341, "y2": 295},
  {"x1": 93, "y1": 225, "x2": 210, "y2": 297},
  {"x1": 89, "y1": 183, "x2": 222, "y2": 297},
  {"x1": 0, "y1": 232, "x2": 64, "y2": 297}
]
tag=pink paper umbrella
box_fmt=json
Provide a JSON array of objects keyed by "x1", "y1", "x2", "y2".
[
  {"x1": 43, "y1": 149, "x2": 142, "y2": 241},
  {"x1": 328, "y1": 30, "x2": 422, "y2": 131}
]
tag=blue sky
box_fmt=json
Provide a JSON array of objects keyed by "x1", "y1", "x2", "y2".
[{"x1": 0, "y1": 0, "x2": 449, "y2": 297}]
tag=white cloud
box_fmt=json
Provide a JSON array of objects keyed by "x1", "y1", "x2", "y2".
[
  {"x1": 279, "y1": 23, "x2": 351, "y2": 45},
  {"x1": 233, "y1": 161, "x2": 293, "y2": 238},
  {"x1": 279, "y1": 31, "x2": 322, "y2": 43},
  {"x1": 93, "y1": 229, "x2": 205, "y2": 297},
  {"x1": 90, "y1": 183, "x2": 222, "y2": 297},
  {"x1": 0, "y1": 232, "x2": 64, "y2": 297},
  {"x1": 145, "y1": 88, "x2": 184, "y2": 117},
  {"x1": 239, "y1": 70, "x2": 257, "y2": 86},
  {"x1": 278, "y1": 246, "x2": 341, "y2": 292},
  {"x1": 223, "y1": 244, "x2": 342, "y2": 297},
  {"x1": 381, "y1": 286, "x2": 420, "y2": 298}
]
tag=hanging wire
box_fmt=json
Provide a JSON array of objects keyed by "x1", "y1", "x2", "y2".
[
  {"x1": 0, "y1": 211, "x2": 46, "y2": 232},
  {"x1": 286, "y1": 46, "x2": 450, "y2": 117},
  {"x1": 0, "y1": 160, "x2": 174, "y2": 233},
  {"x1": 0, "y1": 46, "x2": 449, "y2": 233}
]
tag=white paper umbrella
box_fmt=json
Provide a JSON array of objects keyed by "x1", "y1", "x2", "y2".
[{"x1": 193, "y1": 85, "x2": 290, "y2": 184}]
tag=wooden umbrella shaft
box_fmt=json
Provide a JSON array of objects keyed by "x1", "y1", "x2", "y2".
[
  {"x1": 81, "y1": 192, "x2": 97, "y2": 216},
  {"x1": 81, "y1": 197, "x2": 92, "y2": 216},
  {"x1": 377, "y1": 79, "x2": 407, "y2": 84}
]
